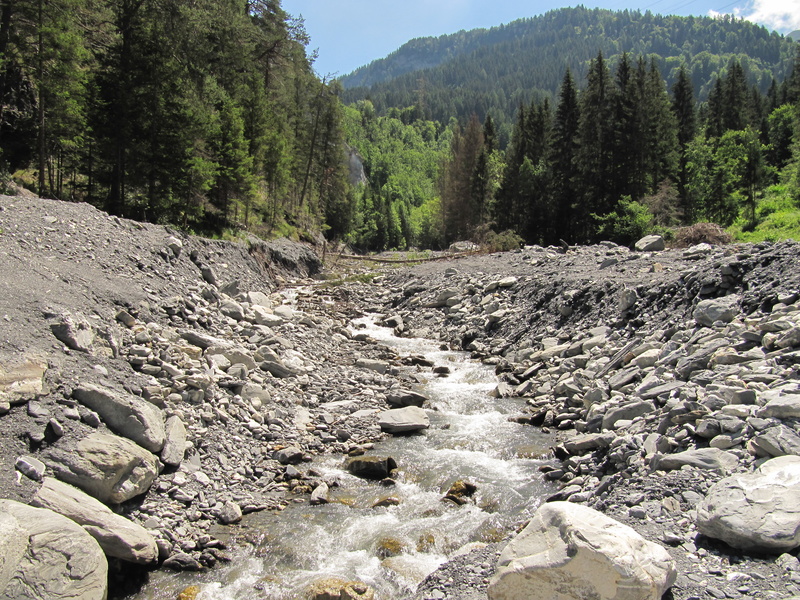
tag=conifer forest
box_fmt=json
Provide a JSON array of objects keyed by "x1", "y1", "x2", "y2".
[{"x1": 1, "y1": 2, "x2": 799, "y2": 249}]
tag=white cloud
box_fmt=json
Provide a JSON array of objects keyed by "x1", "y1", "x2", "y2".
[{"x1": 710, "y1": 0, "x2": 800, "y2": 33}]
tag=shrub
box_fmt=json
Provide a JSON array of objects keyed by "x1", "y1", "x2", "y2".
[{"x1": 594, "y1": 196, "x2": 653, "y2": 246}]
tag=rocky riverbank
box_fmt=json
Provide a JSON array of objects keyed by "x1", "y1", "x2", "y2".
[
  {"x1": 2, "y1": 194, "x2": 800, "y2": 600},
  {"x1": 367, "y1": 242, "x2": 800, "y2": 600}
]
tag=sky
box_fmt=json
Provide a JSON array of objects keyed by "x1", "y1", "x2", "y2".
[{"x1": 281, "y1": 0, "x2": 800, "y2": 77}]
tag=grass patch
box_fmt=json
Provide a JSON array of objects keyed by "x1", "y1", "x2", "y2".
[{"x1": 729, "y1": 185, "x2": 800, "y2": 243}]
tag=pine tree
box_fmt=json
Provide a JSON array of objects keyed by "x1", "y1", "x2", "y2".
[
  {"x1": 642, "y1": 58, "x2": 678, "y2": 196},
  {"x1": 550, "y1": 67, "x2": 581, "y2": 241},
  {"x1": 576, "y1": 51, "x2": 615, "y2": 237},
  {"x1": 672, "y1": 64, "x2": 695, "y2": 217},
  {"x1": 722, "y1": 60, "x2": 749, "y2": 132}
]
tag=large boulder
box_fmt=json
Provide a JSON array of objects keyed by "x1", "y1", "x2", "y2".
[
  {"x1": 695, "y1": 455, "x2": 800, "y2": 553},
  {"x1": 634, "y1": 235, "x2": 665, "y2": 252},
  {"x1": 0, "y1": 512, "x2": 26, "y2": 591},
  {"x1": 32, "y1": 477, "x2": 158, "y2": 564},
  {"x1": 377, "y1": 406, "x2": 429, "y2": 434},
  {"x1": 758, "y1": 392, "x2": 800, "y2": 419},
  {"x1": 73, "y1": 383, "x2": 166, "y2": 452},
  {"x1": 47, "y1": 432, "x2": 160, "y2": 503},
  {"x1": 385, "y1": 389, "x2": 428, "y2": 408},
  {"x1": 488, "y1": 502, "x2": 676, "y2": 600},
  {"x1": 0, "y1": 355, "x2": 48, "y2": 406},
  {"x1": 0, "y1": 500, "x2": 107, "y2": 600},
  {"x1": 693, "y1": 295, "x2": 740, "y2": 327},
  {"x1": 305, "y1": 577, "x2": 375, "y2": 600}
]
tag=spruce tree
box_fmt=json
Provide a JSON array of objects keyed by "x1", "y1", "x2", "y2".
[
  {"x1": 672, "y1": 64, "x2": 695, "y2": 216},
  {"x1": 550, "y1": 68, "x2": 581, "y2": 241},
  {"x1": 576, "y1": 51, "x2": 614, "y2": 237}
]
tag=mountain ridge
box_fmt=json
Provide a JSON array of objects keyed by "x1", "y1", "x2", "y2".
[{"x1": 339, "y1": 7, "x2": 797, "y2": 127}]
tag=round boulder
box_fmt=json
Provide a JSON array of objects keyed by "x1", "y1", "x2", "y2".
[
  {"x1": 696, "y1": 455, "x2": 800, "y2": 553},
  {"x1": 488, "y1": 501, "x2": 676, "y2": 600}
]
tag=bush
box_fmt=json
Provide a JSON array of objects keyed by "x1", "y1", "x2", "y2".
[
  {"x1": 594, "y1": 197, "x2": 653, "y2": 246},
  {"x1": 473, "y1": 224, "x2": 524, "y2": 252},
  {"x1": 671, "y1": 222, "x2": 733, "y2": 247}
]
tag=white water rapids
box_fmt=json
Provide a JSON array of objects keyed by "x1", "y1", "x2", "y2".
[{"x1": 126, "y1": 316, "x2": 554, "y2": 600}]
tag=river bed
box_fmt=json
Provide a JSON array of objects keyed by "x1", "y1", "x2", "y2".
[{"x1": 126, "y1": 316, "x2": 553, "y2": 600}]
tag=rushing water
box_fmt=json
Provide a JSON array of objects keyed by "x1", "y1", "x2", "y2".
[{"x1": 127, "y1": 316, "x2": 553, "y2": 600}]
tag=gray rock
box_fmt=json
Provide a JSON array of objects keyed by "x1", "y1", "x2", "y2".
[
  {"x1": 694, "y1": 296, "x2": 740, "y2": 327},
  {"x1": 218, "y1": 501, "x2": 242, "y2": 524},
  {"x1": 0, "y1": 356, "x2": 48, "y2": 406},
  {"x1": 355, "y1": 358, "x2": 389, "y2": 374},
  {"x1": 602, "y1": 400, "x2": 656, "y2": 430},
  {"x1": 179, "y1": 329, "x2": 231, "y2": 349},
  {"x1": 160, "y1": 415, "x2": 187, "y2": 467},
  {"x1": 0, "y1": 500, "x2": 107, "y2": 600},
  {"x1": 651, "y1": 448, "x2": 739, "y2": 473},
  {"x1": 73, "y1": 383, "x2": 166, "y2": 452},
  {"x1": 310, "y1": 483, "x2": 330, "y2": 505},
  {"x1": 50, "y1": 312, "x2": 95, "y2": 353},
  {"x1": 758, "y1": 392, "x2": 800, "y2": 419},
  {"x1": 46, "y1": 432, "x2": 160, "y2": 503},
  {"x1": 378, "y1": 406, "x2": 430, "y2": 434},
  {"x1": 675, "y1": 339, "x2": 730, "y2": 379},
  {"x1": 222, "y1": 348, "x2": 258, "y2": 371},
  {"x1": 272, "y1": 305, "x2": 296, "y2": 321},
  {"x1": 386, "y1": 389, "x2": 428, "y2": 408},
  {"x1": 31, "y1": 477, "x2": 158, "y2": 564},
  {"x1": 162, "y1": 552, "x2": 203, "y2": 571},
  {"x1": 15, "y1": 455, "x2": 46, "y2": 481},
  {"x1": 618, "y1": 288, "x2": 638, "y2": 312},
  {"x1": 488, "y1": 502, "x2": 676, "y2": 600},
  {"x1": 252, "y1": 306, "x2": 283, "y2": 327},
  {"x1": 696, "y1": 456, "x2": 800, "y2": 553},
  {"x1": 0, "y1": 512, "x2": 26, "y2": 592},
  {"x1": 635, "y1": 235, "x2": 666, "y2": 252},
  {"x1": 563, "y1": 433, "x2": 615, "y2": 454},
  {"x1": 200, "y1": 264, "x2": 218, "y2": 286},
  {"x1": 166, "y1": 236, "x2": 182, "y2": 257},
  {"x1": 275, "y1": 446, "x2": 304, "y2": 465},
  {"x1": 219, "y1": 299, "x2": 245, "y2": 321},
  {"x1": 750, "y1": 426, "x2": 800, "y2": 458}
]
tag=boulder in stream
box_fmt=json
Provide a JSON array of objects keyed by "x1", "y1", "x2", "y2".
[
  {"x1": 345, "y1": 456, "x2": 398, "y2": 480},
  {"x1": 377, "y1": 406, "x2": 429, "y2": 434}
]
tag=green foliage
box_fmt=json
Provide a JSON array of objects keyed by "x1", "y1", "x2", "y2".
[
  {"x1": 0, "y1": 0, "x2": 354, "y2": 239},
  {"x1": 729, "y1": 185, "x2": 800, "y2": 242},
  {"x1": 594, "y1": 196, "x2": 654, "y2": 246},
  {"x1": 473, "y1": 225, "x2": 524, "y2": 252},
  {"x1": 342, "y1": 101, "x2": 449, "y2": 250},
  {"x1": 341, "y1": 7, "x2": 795, "y2": 138}
]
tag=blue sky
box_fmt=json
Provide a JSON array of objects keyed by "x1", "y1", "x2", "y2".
[{"x1": 281, "y1": 0, "x2": 800, "y2": 77}]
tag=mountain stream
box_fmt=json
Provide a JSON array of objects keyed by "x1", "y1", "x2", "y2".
[{"x1": 127, "y1": 315, "x2": 554, "y2": 599}]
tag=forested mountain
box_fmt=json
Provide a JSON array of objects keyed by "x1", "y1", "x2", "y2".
[
  {"x1": 341, "y1": 7, "x2": 797, "y2": 138},
  {"x1": 2, "y1": 2, "x2": 799, "y2": 254},
  {"x1": 0, "y1": 0, "x2": 352, "y2": 237}
]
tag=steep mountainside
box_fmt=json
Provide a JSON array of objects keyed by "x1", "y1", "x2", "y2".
[{"x1": 340, "y1": 7, "x2": 797, "y2": 126}]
